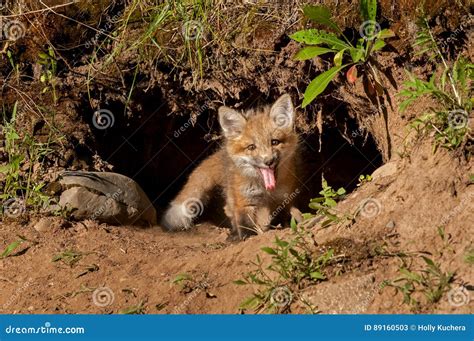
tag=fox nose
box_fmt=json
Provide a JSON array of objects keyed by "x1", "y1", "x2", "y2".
[{"x1": 263, "y1": 156, "x2": 277, "y2": 167}]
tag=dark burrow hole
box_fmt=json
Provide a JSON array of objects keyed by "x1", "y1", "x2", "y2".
[{"x1": 87, "y1": 91, "x2": 383, "y2": 225}]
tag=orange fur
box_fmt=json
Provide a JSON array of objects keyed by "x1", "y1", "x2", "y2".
[{"x1": 161, "y1": 94, "x2": 301, "y2": 240}]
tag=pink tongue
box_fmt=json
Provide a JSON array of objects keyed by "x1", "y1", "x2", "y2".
[{"x1": 259, "y1": 168, "x2": 276, "y2": 191}]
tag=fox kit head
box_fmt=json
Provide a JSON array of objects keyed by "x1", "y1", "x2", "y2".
[{"x1": 218, "y1": 94, "x2": 298, "y2": 191}]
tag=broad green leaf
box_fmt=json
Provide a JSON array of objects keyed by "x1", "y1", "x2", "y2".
[
  {"x1": 360, "y1": 0, "x2": 377, "y2": 22},
  {"x1": 333, "y1": 48, "x2": 347, "y2": 66},
  {"x1": 290, "y1": 30, "x2": 349, "y2": 50},
  {"x1": 349, "y1": 47, "x2": 364, "y2": 63},
  {"x1": 377, "y1": 29, "x2": 395, "y2": 39},
  {"x1": 325, "y1": 198, "x2": 337, "y2": 207},
  {"x1": 310, "y1": 271, "x2": 326, "y2": 280},
  {"x1": 302, "y1": 64, "x2": 349, "y2": 107},
  {"x1": 336, "y1": 188, "x2": 346, "y2": 195},
  {"x1": 399, "y1": 268, "x2": 422, "y2": 282},
  {"x1": 274, "y1": 237, "x2": 289, "y2": 248},
  {"x1": 372, "y1": 39, "x2": 386, "y2": 52},
  {"x1": 294, "y1": 46, "x2": 334, "y2": 60},
  {"x1": 303, "y1": 5, "x2": 340, "y2": 32},
  {"x1": 290, "y1": 29, "x2": 324, "y2": 45},
  {"x1": 0, "y1": 240, "x2": 23, "y2": 259}
]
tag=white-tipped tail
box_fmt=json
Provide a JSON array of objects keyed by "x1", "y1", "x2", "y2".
[{"x1": 161, "y1": 203, "x2": 197, "y2": 231}]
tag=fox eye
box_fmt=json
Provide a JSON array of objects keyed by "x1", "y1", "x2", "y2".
[
  {"x1": 271, "y1": 139, "x2": 281, "y2": 146},
  {"x1": 246, "y1": 144, "x2": 256, "y2": 151}
]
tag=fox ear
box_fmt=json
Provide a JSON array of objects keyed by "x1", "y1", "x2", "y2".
[
  {"x1": 270, "y1": 94, "x2": 294, "y2": 130},
  {"x1": 218, "y1": 106, "x2": 247, "y2": 138}
]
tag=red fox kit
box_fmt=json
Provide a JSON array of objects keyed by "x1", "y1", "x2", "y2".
[{"x1": 161, "y1": 94, "x2": 301, "y2": 239}]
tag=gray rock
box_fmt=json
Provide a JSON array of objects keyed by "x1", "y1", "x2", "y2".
[
  {"x1": 59, "y1": 171, "x2": 157, "y2": 225},
  {"x1": 33, "y1": 217, "x2": 55, "y2": 232}
]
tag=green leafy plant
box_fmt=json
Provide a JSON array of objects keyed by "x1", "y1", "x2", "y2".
[
  {"x1": 0, "y1": 238, "x2": 25, "y2": 259},
  {"x1": 0, "y1": 235, "x2": 37, "y2": 259},
  {"x1": 306, "y1": 177, "x2": 347, "y2": 228},
  {"x1": 0, "y1": 103, "x2": 57, "y2": 218},
  {"x1": 381, "y1": 256, "x2": 454, "y2": 310},
  {"x1": 235, "y1": 221, "x2": 333, "y2": 313},
  {"x1": 290, "y1": 0, "x2": 394, "y2": 107},
  {"x1": 399, "y1": 17, "x2": 473, "y2": 151},
  {"x1": 52, "y1": 250, "x2": 85, "y2": 267},
  {"x1": 120, "y1": 301, "x2": 146, "y2": 314},
  {"x1": 38, "y1": 46, "x2": 58, "y2": 105},
  {"x1": 357, "y1": 174, "x2": 373, "y2": 186}
]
